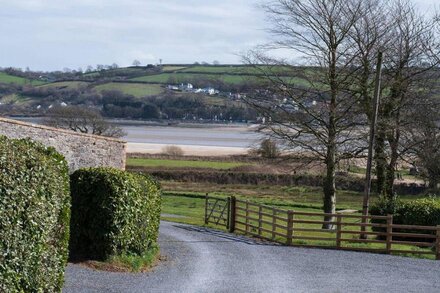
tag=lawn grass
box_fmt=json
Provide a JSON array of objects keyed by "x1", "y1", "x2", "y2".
[
  {"x1": 93, "y1": 82, "x2": 164, "y2": 97},
  {"x1": 127, "y1": 158, "x2": 251, "y2": 169},
  {"x1": 0, "y1": 72, "x2": 45, "y2": 86}
]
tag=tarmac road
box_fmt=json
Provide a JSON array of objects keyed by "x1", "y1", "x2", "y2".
[{"x1": 64, "y1": 221, "x2": 440, "y2": 293}]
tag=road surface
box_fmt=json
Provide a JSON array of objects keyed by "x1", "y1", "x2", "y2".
[{"x1": 64, "y1": 221, "x2": 440, "y2": 293}]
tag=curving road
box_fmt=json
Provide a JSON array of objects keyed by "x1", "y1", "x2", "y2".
[{"x1": 64, "y1": 221, "x2": 440, "y2": 293}]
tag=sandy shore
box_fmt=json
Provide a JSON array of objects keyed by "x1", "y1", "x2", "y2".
[{"x1": 127, "y1": 142, "x2": 250, "y2": 156}]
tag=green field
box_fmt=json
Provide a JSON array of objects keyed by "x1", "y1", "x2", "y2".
[
  {"x1": 179, "y1": 65, "x2": 315, "y2": 76},
  {"x1": 93, "y1": 82, "x2": 164, "y2": 97},
  {"x1": 0, "y1": 72, "x2": 45, "y2": 86},
  {"x1": 130, "y1": 73, "x2": 253, "y2": 85},
  {"x1": 126, "y1": 153, "x2": 435, "y2": 260},
  {"x1": 127, "y1": 158, "x2": 250, "y2": 169},
  {"x1": 0, "y1": 93, "x2": 33, "y2": 105},
  {"x1": 180, "y1": 66, "x2": 251, "y2": 74},
  {"x1": 161, "y1": 66, "x2": 188, "y2": 72},
  {"x1": 161, "y1": 192, "x2": 435, "y2": 259},
  {"x1": 131, "y1": 72, "x2": 309, "y2": 87},
  {"x1": 37, "y1": 81, "x2": 90, "y2": 90}
]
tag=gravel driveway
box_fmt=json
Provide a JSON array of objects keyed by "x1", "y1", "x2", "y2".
[{"x1": 64, "y1": 221, "x2": 440, "y2": 293}]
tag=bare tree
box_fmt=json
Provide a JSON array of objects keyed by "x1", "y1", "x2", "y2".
[
  {"x1": 407, "y1": 97, "x2": 440, "y2": 189},
  {"x1": 374, "y1": 0, "x2": 440, "y2": 197},
  {"x1": 245, "y1": 0, "x2": 369, "y2": 228},
  {"x1": 132, "y1": 60, "x2": 141, "y2": 67},
  {"x1": 44, "y1": 105, "x2": 126, "y2": 138}
]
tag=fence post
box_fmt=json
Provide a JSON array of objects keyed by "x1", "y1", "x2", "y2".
[
  {"x1": 245, "y1": 201, "x2": 250, "y2": 234},
  {"x1": 204, "y1": 193, "x2": 209, "y2": 225},
  {"x1": 226, "y1": 197, "x2": 231, "y2": 230},
  {"x1": 229, "y1": 196, "x2": 236, "y2": 233},
  {"x1": 336, "y1": 214, "x2": 342, "y2": 249},
  {"x1": 272, "y1": 209, "x2": 277, "y2": 240},
  {"x1": 258, "y1": 206, "x2": 263, "y2": 236},
  {"x1": 436, "y1": 225, "x2": 440, "y2": 261},
  {"x1": 286, "y1": 210, "x2": 294, "y2": 245},
  {"x1": 386, "y1": 214, "x2": 393, "y2": 254}
]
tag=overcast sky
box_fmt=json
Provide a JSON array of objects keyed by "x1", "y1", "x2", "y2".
[{"x1": 0, "y1": 0, "x2": 436, "y2": 71}]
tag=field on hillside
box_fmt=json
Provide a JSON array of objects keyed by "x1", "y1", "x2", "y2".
[
  {"x1": 37, "y1": 81, "x2": 90, "y2": 90},
  {"x1": 0, "y1": 72, "x2": 45, "y2": 86},
  {"x1": 130, "y1": 73, "x2": 251, "y2": 85},
  {"x1": 93, "y1": 82, "x2": 164, "y2": 97},
  {"x1": 0, "y1": 94, "x2": 33, "y2": 105},
  {"x1": 130, "y1": 72, "x2": 309, "y2": 87}
]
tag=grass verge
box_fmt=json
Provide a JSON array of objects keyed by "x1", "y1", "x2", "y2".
[{"x1": 75, "y1": 245, "x2": 160, "y2": 272}]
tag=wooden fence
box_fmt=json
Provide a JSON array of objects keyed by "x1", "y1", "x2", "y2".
[{"x1": 206, "y1": 195, "x2": 440, "y2": 260}]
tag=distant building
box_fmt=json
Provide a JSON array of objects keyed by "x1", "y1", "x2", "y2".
[
  {"x1": 179, "y1": 83, "x2": 194, "y2": 91},
  {"x1": 167, "y1": 85, "x2": 179, "y2": 91}
]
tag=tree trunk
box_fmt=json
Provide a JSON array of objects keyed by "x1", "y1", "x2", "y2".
[
  {"x1": 323, "y1": 103, "x2": 337, "y2": 229},
  {"x1": 374, "y1": 125, "x2": 387, "y2": 195},
  {"x1": 323, "y1": 36, "x2": 337, "y2": 230},
  {"x1": 428, "y1": 176, "x2": 438, "y2": 189},
  {"x1": 385, "y1": 128, "x2": 399, "y2": 199},
  {"x1": 323, "y1": 148, "x2": 336, "y2": 229}
]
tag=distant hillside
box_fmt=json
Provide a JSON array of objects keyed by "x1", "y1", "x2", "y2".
[{"x1": 0, "y1": 64, "x2": 270, "y2": 121}]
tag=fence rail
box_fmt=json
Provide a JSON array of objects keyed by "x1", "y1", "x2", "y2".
[{"x1": 205, "y1": 195, "x2": 440, "y2": 260}]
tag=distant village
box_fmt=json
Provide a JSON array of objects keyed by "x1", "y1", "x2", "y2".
[{"x1": 166, "y1": 82, "x2": 246, "y2": 101}]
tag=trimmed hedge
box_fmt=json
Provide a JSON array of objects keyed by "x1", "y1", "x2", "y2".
[
  {"x1": 69, "y1": 167, "x2": 161, "y2": 260},
  {"x1": 0, "y1": 136, "x2": 70, "y2": 292},
  {"x1": 370, "y1": 197, "x2": 440, "y2": 239}
]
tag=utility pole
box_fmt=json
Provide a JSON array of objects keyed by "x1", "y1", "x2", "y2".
[{"x1": 361, "y1": 51, "x2": 383, "y2": 238}]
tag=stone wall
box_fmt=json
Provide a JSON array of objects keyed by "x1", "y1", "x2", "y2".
[{"x1": 0, "y1": 117, "x2": 126, "y2": 171}]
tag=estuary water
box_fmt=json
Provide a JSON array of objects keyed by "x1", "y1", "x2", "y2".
[{"x1": 13, "y1": 117, "x2": 261, "y2": 155}]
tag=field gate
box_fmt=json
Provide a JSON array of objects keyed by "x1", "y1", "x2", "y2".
[{"x1": 204, "y1": 194, "x2": 236, "y2": 232}]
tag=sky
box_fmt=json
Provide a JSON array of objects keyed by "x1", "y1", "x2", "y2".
[{"x1": 0, "y1": 0, "x2": 437, "y2": 71}]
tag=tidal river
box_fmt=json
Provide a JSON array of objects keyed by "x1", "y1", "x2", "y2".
[{"x1": 14, "y1": 117, "x2": 262, "y2": 155}]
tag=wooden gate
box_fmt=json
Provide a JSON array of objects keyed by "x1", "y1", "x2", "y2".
[{"x1": 204, "y1": 195, "x2": 234, "y2": 230}]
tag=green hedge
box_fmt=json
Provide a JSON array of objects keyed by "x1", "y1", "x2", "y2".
[
  {"x1": 0, "y1": 136, "x2": 70, "y2": 292},
  {"x1": 69, "y1": 167, "x2": 161, "y2": 260},
  {"x1": 370, "y1": 197, "x2": 440, "y2": 238}
]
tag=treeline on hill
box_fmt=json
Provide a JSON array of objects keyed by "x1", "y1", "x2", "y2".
[{"x1": 101, "y1": 90, "x2": 257, "y2": 121}]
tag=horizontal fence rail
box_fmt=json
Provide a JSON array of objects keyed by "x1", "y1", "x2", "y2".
[{"x1": 205, "y1": 195, "x2": 440, "y2": 260}]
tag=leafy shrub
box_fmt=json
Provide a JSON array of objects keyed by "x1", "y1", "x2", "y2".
[
  {"x1": 69, "y1": 167, "x2": 161, "y2": 260},
  {"x1": 258, "y1": 139, "x2": 280, "y2": 158},
  {"x1": 370, "y1": 196, "x2": 440, "y2": 239},
  {"x1": 162, "y1": 145, "x2": 184, "y2": 156},
  {"x1": 0, "y1": 136, "x2": 70, "y2": 292}
]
